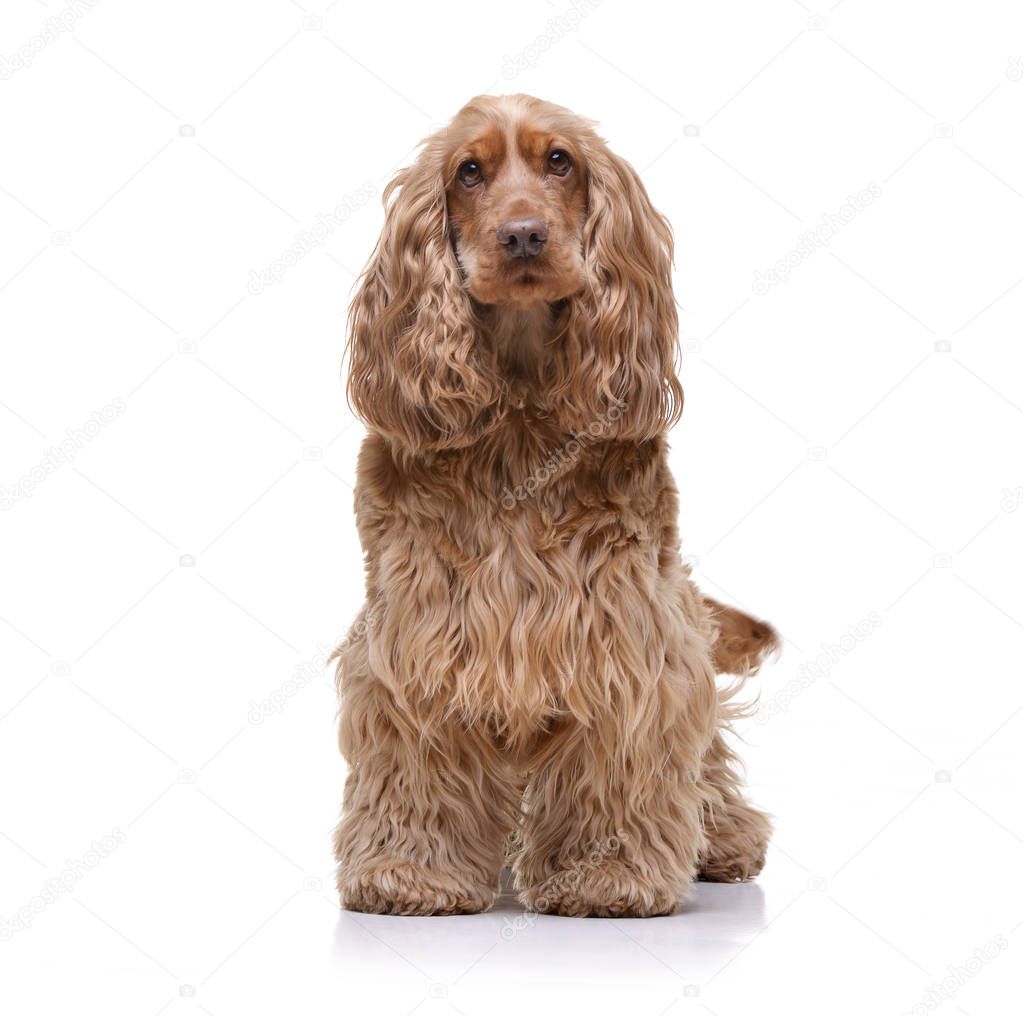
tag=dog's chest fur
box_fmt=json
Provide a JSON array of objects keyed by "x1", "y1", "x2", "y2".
[{"x1": 354, "y1": 420, "x2": 676, "y2": 742}]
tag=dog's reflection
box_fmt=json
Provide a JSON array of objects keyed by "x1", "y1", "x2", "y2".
[{"x1": 331, "y1": 878, "x2": 767, "y2": 986}]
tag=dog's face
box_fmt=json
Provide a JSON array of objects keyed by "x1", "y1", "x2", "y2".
[{"x1": 444, "y1": 100, "x2": 588, "y2": 305}]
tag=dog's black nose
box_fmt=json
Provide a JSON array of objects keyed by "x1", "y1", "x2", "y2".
[{"x1": 496, "y1": 218, "x2": 548, "y2": 259}]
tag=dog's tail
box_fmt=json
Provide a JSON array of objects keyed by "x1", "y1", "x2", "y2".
[{"x1": 703, "y1": 596, "x2": 780, "y2": 678}]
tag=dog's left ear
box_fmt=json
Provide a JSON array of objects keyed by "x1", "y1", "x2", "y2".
[{"x1": 547, "y1": 138, "x2": 683, "y2": 440}]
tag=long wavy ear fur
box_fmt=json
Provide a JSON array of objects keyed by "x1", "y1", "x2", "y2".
[
  {"x1": 544, "y1": 136, "x2": 683, "y2": 440},
  {"x1": 345, "y1": 137, "x2": 503, "y2": 453}
]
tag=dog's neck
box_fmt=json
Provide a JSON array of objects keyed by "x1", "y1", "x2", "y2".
[{"x1": 480, "y1": 301, "x2": 556, "y2": 384}]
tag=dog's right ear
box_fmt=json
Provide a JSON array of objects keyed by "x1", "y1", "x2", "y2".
[{"x1": 345, "y1": 138, "x2": 502, "y2": 453}]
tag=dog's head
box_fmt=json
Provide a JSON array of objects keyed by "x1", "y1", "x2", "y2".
[{"x1": 347, "y1": 94, "x2": 681, "y2": 452}]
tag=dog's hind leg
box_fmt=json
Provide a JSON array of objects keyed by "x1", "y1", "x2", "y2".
[
  {"x1": 697, "y1": 597, "x2": 777, "y2": 882},
  {"x1": 697, "y1": 723, "x2": 772, "y2": 882}
]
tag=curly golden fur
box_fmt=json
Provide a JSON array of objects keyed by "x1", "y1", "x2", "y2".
[{"x1": 334, "y1": 94, "x2": 777, "y2": 917}]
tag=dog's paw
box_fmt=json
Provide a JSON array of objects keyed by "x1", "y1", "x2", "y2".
[
  {"x1": 338, "y1": 858, "x2": 495, "y2": 916},
  {"x1": 697, "y1": 848, "x2": 766, "y2": 883},
  {"x1": 520, "y1": 859, "x2": 683, "y2": 918},
  {"x1": 698, "y1": 800, "x2": 770, "y2": 883}
]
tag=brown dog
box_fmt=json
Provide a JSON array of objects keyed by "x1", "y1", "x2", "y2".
[{"x1": 334, "y1": 94, "x2": 777, "y2": 917}]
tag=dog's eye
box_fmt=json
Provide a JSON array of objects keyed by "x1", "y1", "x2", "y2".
[
  {"x1": 547, "y1": 149, "x2": 572, "y2": 176},
  {"x1": 458, "y1": 160, "x2": 483, "y2": 187}
]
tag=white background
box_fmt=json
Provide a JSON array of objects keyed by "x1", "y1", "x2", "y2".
[{"x1": 2, "y1": 1, "x2": 1022, "y2": 1013}]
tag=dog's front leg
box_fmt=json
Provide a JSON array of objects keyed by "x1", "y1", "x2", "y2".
[
  {"x1": 514, "y1": 707, "x2": 711, "y2": 917},
  {"x1": 513, "y1": 562, "x2": 718, "y2": 917},
  {"x1": 334, "y1": 636, "x2": 516, "y2": 915}
]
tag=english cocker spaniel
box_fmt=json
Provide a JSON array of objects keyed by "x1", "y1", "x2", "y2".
[{"x1": 334, "y1": 94, "x2": 777, "y2": 917}]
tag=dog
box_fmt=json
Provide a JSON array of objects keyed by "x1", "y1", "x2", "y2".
[{"x1": 333, "y1": 94, "x2": 777, "y2": 917}]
